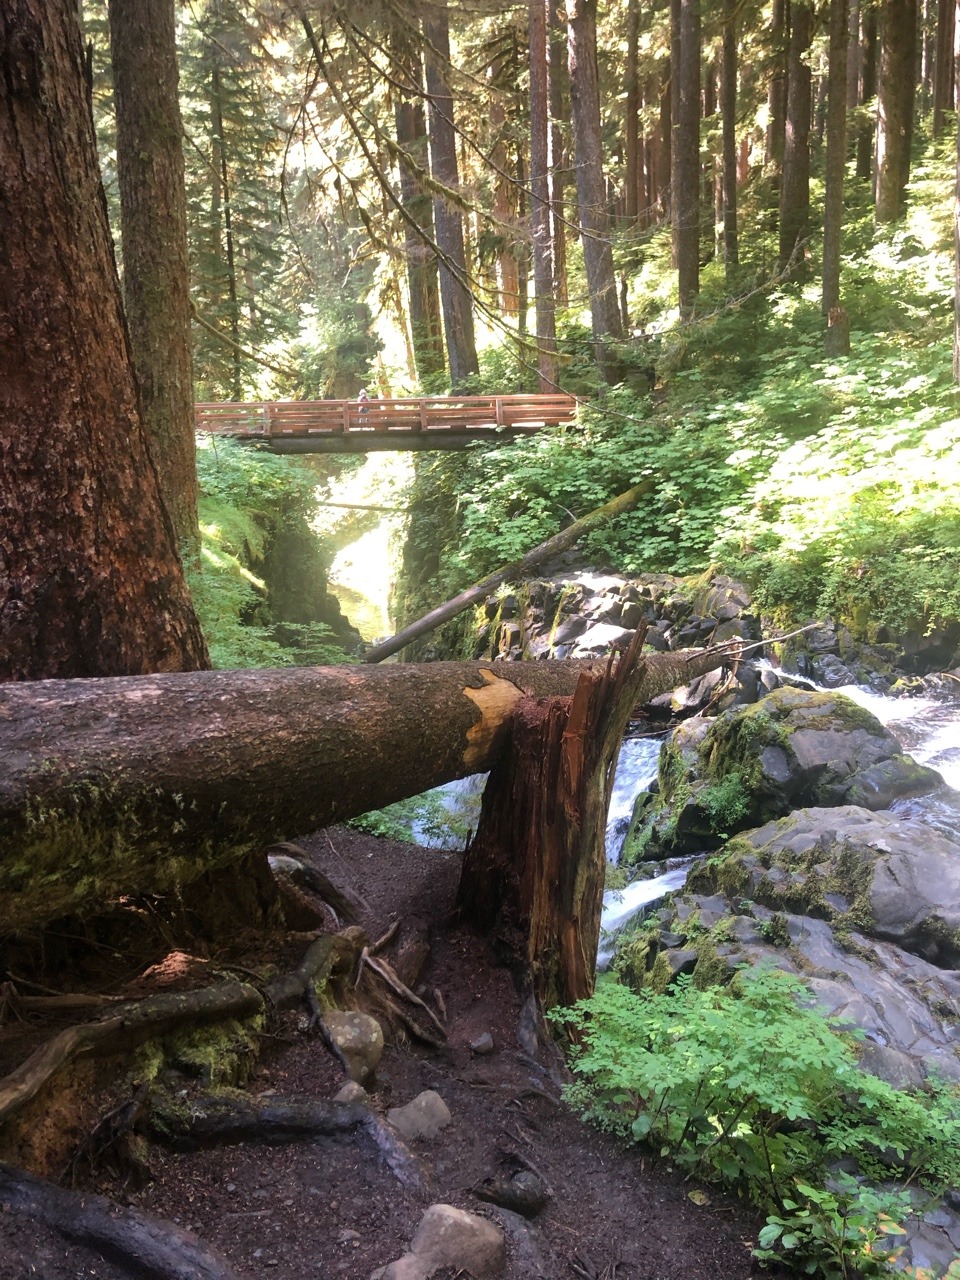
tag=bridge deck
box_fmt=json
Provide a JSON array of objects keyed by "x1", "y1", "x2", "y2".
[{"x1": 195, "y1": 394, "x2": 578, "y2": 453}]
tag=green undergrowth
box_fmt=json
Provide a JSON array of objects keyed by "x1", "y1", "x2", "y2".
[
  {"x1": 189, "y1": 438, "x2": 355, "y2": 667},
  {"x1": 555, "y1": 968, "x2": 960, "y2": 1279},
  {"x1": 348, "y1": 786, "x2": 479, "y2": 851},
  {"x1": 399, "y1": 139, "x2": 960, "y2": 647}
]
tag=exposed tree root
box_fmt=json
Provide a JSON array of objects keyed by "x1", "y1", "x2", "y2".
[
  {"x1": 267, "y1": 842, "x2": 368, "y2": 924},
  {"x1": 0, "y1": 1161, "x2": 240, "y2": 1280},
  {"x1": 145, "y1": 1092, "x2": 424, "y2": 1192},
  {"x1": 0, "y1": 932, "x2": 362, "y2": 1133},
  {"x1": 0, "y1": 981, "x2": 263, "y2": 1127}
]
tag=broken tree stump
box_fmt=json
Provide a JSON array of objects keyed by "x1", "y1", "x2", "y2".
[{"x1": 457, "y1": 631, "x2": 651, "y2": 1009}]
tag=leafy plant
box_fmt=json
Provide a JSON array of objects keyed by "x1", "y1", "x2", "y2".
[{"x1": 554, "y1": 968, "x2": 960, "y2": 1278}]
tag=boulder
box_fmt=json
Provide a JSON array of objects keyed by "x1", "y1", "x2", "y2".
[
  {"x1": 386, "y1": 1090, "x2": 452, "y2": 1141},
  {"x1": 374, "y1": 1204, "x2": 505, "y2": 1280},
  {"x1": 629, "y1": 687, "x2": 943, "y2": 859},
  {"x1": 324, "y1": 1011, "x2": 384, "y2": 1086}
]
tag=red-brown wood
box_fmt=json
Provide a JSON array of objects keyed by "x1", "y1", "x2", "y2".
[{"x1": 195, "y1": 395, "x2": 578, "y2": 444}]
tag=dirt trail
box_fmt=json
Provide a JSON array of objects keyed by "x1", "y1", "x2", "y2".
[{"x1": 0, "y1": 828, "x2": 781, "y2": 1280}]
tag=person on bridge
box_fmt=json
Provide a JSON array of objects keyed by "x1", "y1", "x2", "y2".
[{"x1": 357, "y1": 387, "x2": 370, "y2": 424}]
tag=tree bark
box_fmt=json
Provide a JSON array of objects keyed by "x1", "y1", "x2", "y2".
[
  {"x1": 766, "y1": 0, "x2": 789, "y2": 178},
  {"x1": 458, "y1": 636, "x2": 652, "y2": 1008},
  {"x1": 823, "y1": 0, "x2": 850, "y2": 328},
  {"x1": 857, "y1": 1, "x2": 879, "y2": 179},
  {"x1": 625, "y1": 0, "x2": 642, "y2": 224},
  {"x1": 0, "y1": 0, "x2": 209, "y2": 682},
  {"x1": 423, "y1": 3, "x2": 479, "y2": 389},
  {"x1": 876, "y1": 0, "x2": 918, "y2": 221},
  {"x1": 721, "y1": 0, "x2": 739, "y2": 272},
  {"x1": 0, "y1": 652, "x2": 726, "y2": 936},
  {"x1": 954, "y1": 7, "x2": 960, "y2": 381},
  {"x1": 676, "y1": 0, "x2": 702, "y2": 313},
  {"x1": 392, "y1": 30, "x2": 445, "y2": 386},
  {"x1": 548, "y1": 5, "x2": 570, "y2": 306},
  {"x1": 779, "y1": 0, "x2": 813, "y2": 274},
  {"x1": 566, "y1": 0, "x2": 623, "y2": 370},
  {"x1": 847, "y1": 0, "x2": 862, "y2": 107},
  {"x1": 530, "y1": 0, "x2": 559, "y2": 389},
  {"x1": 108, "y1": 0, "x2": 200, "y2": 553},
  {"x1": 934, "y1": 0, "x2": 956, "y2": 134}
]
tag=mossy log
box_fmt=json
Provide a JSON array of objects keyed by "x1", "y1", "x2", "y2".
[
  {"x1": 0, "y1": 655, "x2": 722, "y2": 934},
  {"x1": 0, "y1": 1161, "x2": 239, "y2": 1280}
]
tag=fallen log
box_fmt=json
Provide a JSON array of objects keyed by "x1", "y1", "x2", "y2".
[
  {"x1": 363, "y1": 480, "x2": 654, "y2": 663},
  {"x1": 0, "y1": 1161, "x2": 240, "y2": 1280},
  {"x1": 0, "y1": 654, "x2": 722, "y2": 934}
]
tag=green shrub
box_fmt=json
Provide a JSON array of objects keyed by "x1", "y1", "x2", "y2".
[{"x1": 555, "y1": 968, "x2": 960, "y2": 1278}]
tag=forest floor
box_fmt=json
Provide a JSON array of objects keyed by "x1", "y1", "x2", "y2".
[{"x1": 0, "y1": 827, "x2": 787, "y2": 1280}]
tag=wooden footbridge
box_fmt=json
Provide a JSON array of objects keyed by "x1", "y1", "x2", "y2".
[{"x1": 195, "y1": 394, "x2": 578, "y2": 453}]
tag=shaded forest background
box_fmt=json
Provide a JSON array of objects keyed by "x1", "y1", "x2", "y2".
[{"x1": 78, "y1": 0, "x2": 960, "y2": 667}]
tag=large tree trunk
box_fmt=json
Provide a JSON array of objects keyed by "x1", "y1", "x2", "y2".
[
  {"x1": 675, "y1": 0, "x2": 702, "y2": 314},
  {"x1": 0, "y1": 0, "x2": 209, "y2": 682},
  {"x1": 458, "y1": 636, "x2": 652, "y2": 1009},
  {"x1": 876, "y1": 0, "x2": 918, "y2": 221},
  {"x1": 548, "y1": 5, "x2": 570, "y2": 306},
  {"x1": 720, "y1": 0, "x2": 739, "y2": 272},
  {"x1": 108, "y1": 0, "x2": 200, "y2": 552},
  {"x1": 823, "y1": 0, "x2": 850, "y2": 345},
  {"x1": 566, "y1": 0, "x2": 623, "y2": 370},
  {"x1": 625, "y1": 0, "x2": 642, "y2": 224},
  {"x1": 779, "y1": 0, "x2": 813, "y2": 274},
  {"x1": 423, "y1": 3, "x2": 479, "y2": 389},
  {"x1": 766, "y1": 0, "x2": 789, "y2": 179},
  {"x1": 954, "y1": 7, "x2": 960, "y2": 382},
  {"x1": 857, "y1": 2, "x2": 879, "y2": 179},
  {"x1": 0, "y1": 653, "x2": 725, "y2": 936},
  {"x1": 392, "y1": 31, "x2": 445, "y2": 386},
  {"x1": 934, "y1": 0, "x2": 956, "y2": 135},
  {"x1": 530, "y1": 0, "x2": 559, "y2": 389}
]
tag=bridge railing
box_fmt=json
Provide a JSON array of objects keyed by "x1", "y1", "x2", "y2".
[{"x1": 195, "y1": 394, "x2": 578, "y2": 439}]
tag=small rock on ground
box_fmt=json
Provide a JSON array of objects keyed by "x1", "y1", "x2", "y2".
[{"x1": 387, "y1": 1090, "x2": 452, "y2": 1141}]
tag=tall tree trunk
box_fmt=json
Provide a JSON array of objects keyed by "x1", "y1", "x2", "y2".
[
  {"x1": 676, "y1": 0, "x2": 702, "y2": 313},
  {"x1": 857, "y1": 3, "x2": 880, "y2": 178},
  {"x1": 721, "y1": 0, "x2": 739, "y2": 272},
  {"x1": 766, "y1": 0, "x2": 790, "y2": 179},
  {"x1": 566, "y1": 0, "x2": 623, "y2": 369},
  {"x1": 548, "y1": 6, "x2": 569, "y2": 306},
  {"x1": 625, "y1": 0, "x2": 641, "y2": 224},
  {"x1": 954, "y1": 3, "x2": 960, "y2": 381},
  {"x1": 779, "y1": 0, "x2": 813, "y2": 274},
  {"x1": 489, "y1": 65, "x2": 522, "y2": 320},
  {"x1": 658, "y1": 56, "x2": 673, "y2": 219},
  {"x1": 392, "y1": 32, "x2": 445, "y2": 386},
  {"x1": 0, "y1": 0, "x2": 209, "y2": 681},
  {"x1": 934, "y1": 0, "x2": 956, "y2": 134},
  {"x1": 108, "y1": 0, "x2": 199, "y2": 552},
  {"x1": 208, "y1": 57, "x2": 242, "y2": 400},
  {"x1": 530, "y1": 0, "x2": 559, "y2": 389},
  {"x1": 824, "y1": 0, "x2": 851, "y2": 353},
  {"x1": 423, "y1": 3, "x2": 479, "y2": 390},
  {"x1": 670, "y1": 0, "x2": 682, "y2": 257},
  {"x1": 0, "y1": 652, "x2": 725, "y2": 935},
  {"x1": 848, "y1": 0, "x2": 862, "y2": 107},
  {"x1": 876, "y1": 0, "x2": 918, "y2": 221}
]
